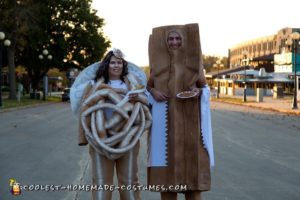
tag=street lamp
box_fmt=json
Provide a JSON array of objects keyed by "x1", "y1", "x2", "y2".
[
  {"x1": 39, "y1": 49, "x2": 52, "y2": 101},
  {"x1": 0, "y1": 32, "x2": 11, "y2": 107},
  {"x1": 213, "y1": 60, "x2": 224, "y2": 98},
  {"x1": 242, "y1": 50, "x2": 248, "y2": 102},
  {"x1": 286, "y1": 32, "x2": 300, "y2": 109}
]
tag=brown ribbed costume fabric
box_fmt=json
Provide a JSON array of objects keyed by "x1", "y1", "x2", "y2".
[{"x1": 147, "y1": 23, "x2": 211, "y2": 192}]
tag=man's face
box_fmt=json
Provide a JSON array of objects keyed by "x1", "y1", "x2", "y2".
[{"x1": 167, "y1": 31, "x2": 182, "y2": 50}]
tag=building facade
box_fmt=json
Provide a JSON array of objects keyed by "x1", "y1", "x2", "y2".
[{"x1": 229, "y1": 27, "x2": 300, "y2": 71}]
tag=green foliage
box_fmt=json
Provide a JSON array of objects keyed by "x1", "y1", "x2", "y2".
[
  {"x1": 48, "y1": 0, "x2": 110, "y2": 70},
  {"x1": 47, "y1": 67, "x2": 68, "y2": 87},
  {"x1": 203, "y1": 55, "x2": 228, "y2": 72},
  {"x1": 1, "y1": 0, "x2": 111, "y2": 90},
  {"x1": 1, "y1": 95, "x2": 47, "y2": 109},
  {"x1": 1, "y1": 94, "x2": 61, "y2": 109}
]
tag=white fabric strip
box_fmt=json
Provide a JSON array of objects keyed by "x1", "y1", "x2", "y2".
[
  {"x1": 70, "y1": 62, "x2": 100, "y2": 115},
  {"x1": 200, "y1": 85, "x2": 215, "y2": 167},
  {"x1": 147, "y1": 94, "x2": 168, "y2": 167}
]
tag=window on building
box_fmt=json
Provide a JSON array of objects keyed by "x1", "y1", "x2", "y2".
[
  {"x1": 269, "y1": 42, "x2": 273, "y2": 51},
  {"x1": 281, "y1": 39, "x2": 285, "y2": 48},
  {"x1": 263, "y1": 42, "x2": 267, "y2": 51}
]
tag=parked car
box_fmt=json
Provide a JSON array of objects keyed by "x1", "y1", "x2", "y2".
[{"x1": 62, "y1": 88, "x2": 70, "y2": 102}]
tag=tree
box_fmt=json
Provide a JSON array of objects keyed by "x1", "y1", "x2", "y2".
[
  {"x1": 1, "y1": 0, "x2": 111, "y2": 93},
  {"x1": 0, "y1": 0, "x2": 18, "y2": 99},
  {"x1": 1, "y1": 0, "x2": 52, "y2": 98},
  {"x1": 23, "y1": 0, "x2": 110, "y2": 91},
  {"x1": 203, "y1": 55, "x2": 228, "y2": 72}
]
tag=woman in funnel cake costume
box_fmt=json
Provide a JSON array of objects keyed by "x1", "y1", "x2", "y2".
[{"x1": 70, "y1": 48, "x2": 151, "y2": 200}]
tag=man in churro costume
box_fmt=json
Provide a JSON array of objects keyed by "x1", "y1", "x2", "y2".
[
  {"x1": 70, "y1": 49, "x2": 151, "y2": 200},
  {"x1": 147, "y1": 24, "x2": 214, "y2": 200}
]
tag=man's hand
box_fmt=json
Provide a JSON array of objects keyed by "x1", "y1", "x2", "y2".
[
  {"x1": 151, "y1": 88, "x2": 168, "y2": 102},
  {"x1": 190, "y1": 87, "x2": 200, "y2": 97}
]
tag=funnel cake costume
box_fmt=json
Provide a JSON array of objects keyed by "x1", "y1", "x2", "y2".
[
  {"x1": 147, "y1": 24, "x2": 214, "y2": 197},
  {"x1": 70, "y1": 54, "x2": 151, "y2": 200}
]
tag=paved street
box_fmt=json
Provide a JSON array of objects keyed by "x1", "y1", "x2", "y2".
[
  {"x1": 0, "y1": 102, "x2": 300, "y2": 200},
  {"x1": 208, "y1": 102, "x2": 300, "y2": 200},
  {"x1": 0, "y1": 103, "x2": 88, "y2": 200}
]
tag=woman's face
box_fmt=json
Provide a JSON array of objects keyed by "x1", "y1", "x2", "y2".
[
  {"x1": 108, "y1": 56, "x2": 123, "y2": 80},
  {"x1": 167, "y1": 31, "x2": 182, "y2": 50}
]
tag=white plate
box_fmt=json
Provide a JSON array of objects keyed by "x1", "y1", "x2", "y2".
[{"x1": 176, "y1": 91, "x2": 198, "y2": 99}]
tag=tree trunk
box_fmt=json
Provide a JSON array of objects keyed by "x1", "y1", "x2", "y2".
[
  {"x1": 8, "y1": 47, "x2": 17, "y2": 99},
  {"x1": 8, "y1": 0, "x2": 17, "y2": 100}
]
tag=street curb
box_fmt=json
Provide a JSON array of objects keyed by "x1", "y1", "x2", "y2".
[
  {"x1": 212, "y1": 99, "x2": 300, "y2": 116},
  {"x1": 0, "y1": 102, "x2": 59, "y2": 113}
]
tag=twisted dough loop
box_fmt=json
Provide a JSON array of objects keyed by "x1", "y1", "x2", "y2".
[{"x1": 81, "y1": 84, "x2": 152, "y2": 160}]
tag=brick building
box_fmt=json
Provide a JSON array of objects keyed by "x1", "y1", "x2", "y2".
[{"x1": 229, "y1": 27, "x2": 300, "y2": 72}]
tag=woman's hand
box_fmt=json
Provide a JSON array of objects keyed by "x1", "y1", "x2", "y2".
[
  {"x1": 128, "y1": 93, "x2": 138, "y2": 102},
  {"x1": 151, "y1": 88, "x2": 168, "y2": 102}
]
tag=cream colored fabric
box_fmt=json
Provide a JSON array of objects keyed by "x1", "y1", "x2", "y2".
[
  {"x1": 89, "y1": 143, "x2": 141, "y2": 200},
  {"x1": 70, "y1": 62, "x2": 147, "y2": 115},
  {"x1": 78, "y1": 75, "x2": 151, "y2": 160}
]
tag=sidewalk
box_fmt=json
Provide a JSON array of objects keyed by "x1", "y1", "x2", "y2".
[
  {"x1": 212, "y1": 95, "x2": 300, "y2": 116},
  {"x1": 1, "y1": 94, "x2": 299, "y2": 116}
]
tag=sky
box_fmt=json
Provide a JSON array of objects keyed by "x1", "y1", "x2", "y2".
[{"x1": 91, "y1": 0, "x2": 300, "y2": 66}]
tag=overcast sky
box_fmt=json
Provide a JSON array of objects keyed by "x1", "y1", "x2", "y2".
[{"x1": 92, "y1": 0, "x2": 300, "y2": 66}]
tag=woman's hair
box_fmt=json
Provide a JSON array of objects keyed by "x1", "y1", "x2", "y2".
[{"x1": 94, "y1": 50, "x2": 128, "y2": 83}]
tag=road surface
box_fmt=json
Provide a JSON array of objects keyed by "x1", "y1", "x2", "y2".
[{"x1": 0, "y1": 102, "x2": 299, "y2": 200}]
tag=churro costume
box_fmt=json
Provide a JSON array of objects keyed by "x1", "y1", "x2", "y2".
[
  {"x1": 70, "y1": 62, "x2": 151, "y2": 200},
  {"x1": 147, "y1": 24, "x2": 214, "y2": 193}
]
